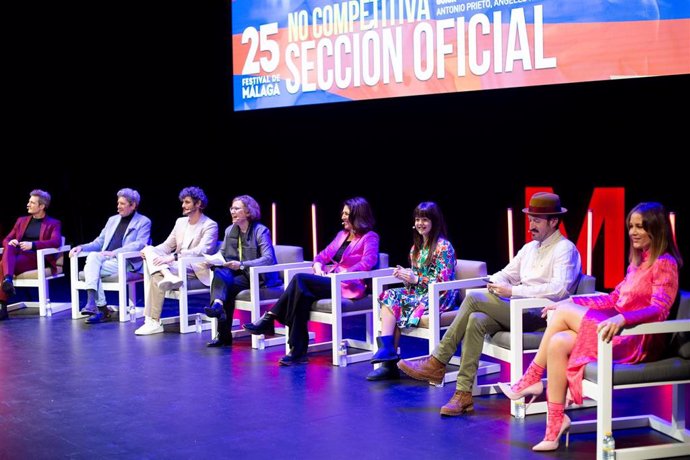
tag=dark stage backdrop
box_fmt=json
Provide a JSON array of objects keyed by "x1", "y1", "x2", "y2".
[{"x1": 4, "y1": 1, "x2": 689, "y2": 290}]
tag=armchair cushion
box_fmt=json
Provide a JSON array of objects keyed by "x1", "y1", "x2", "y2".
[
  {"x1": 489, "y1": 330, "x2": 544, "y2": 350},
  {"x1": 15, "y1": 267, "x2": 63, "y2": 279},
  {"x1": 583, "y1": 357, "x2": 690, "y2": 385},
  {"x1": 669, "y1": 290, "x2": 690, "y2": 358},
  {"x1": 311, "y1": 296, "x2": 373, "y2": 314},
  {"x1": 235, "y1": 286, "x2": 286, "y2": 302},
  {"x1": 418, "y1": 310, "x2": 457, "y2": 329},
  {"x1": 78, "y1": 271, "x2": 144, "y2": 283}
]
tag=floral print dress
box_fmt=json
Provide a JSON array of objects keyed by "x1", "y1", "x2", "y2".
[{"x1": 379, "y1": 238, "x2": 458, "y2": 328}]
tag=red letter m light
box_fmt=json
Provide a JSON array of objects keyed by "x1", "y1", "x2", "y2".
[{"x1": 525, "y1": 187, "x2": 625, "y2": 289}]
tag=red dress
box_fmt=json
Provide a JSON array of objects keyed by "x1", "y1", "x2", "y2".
[{"x1": 565, "y1": 251, "x2": 679, "y2": 404}]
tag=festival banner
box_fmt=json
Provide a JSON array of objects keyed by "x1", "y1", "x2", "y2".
[{"x1": 232, "y1": 0, "x2": 690, "y2": 111}]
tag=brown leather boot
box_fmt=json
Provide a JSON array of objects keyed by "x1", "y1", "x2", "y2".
[
  {"x1": 397, "y1": 355, "x2": 446, "y2": 385},
  {"x1": 440, "y1": 390, "x2": 474, "y2": 416}
]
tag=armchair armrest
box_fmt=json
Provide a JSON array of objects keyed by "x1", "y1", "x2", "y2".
[
  {"x1": 330, "y1": 267, "x2": 395, "y2": 283},
  {"x1": 510, "y1": 297, "x2": 552, "y2": 311},
  {"x1": 37, "y1": 245, "x2": 71, "y2": 257},
  {"x1": 284, "y1": 266, "x2": 315, "y2": 285},
  {"x1": 117, "y1": 251, "x2": 144, "y2": 261},
  {"x1": 430, "y1": 277, "x2": 488, "y2": 296},
  {"x1": 428, "y1": 277, "x2": 488, "y2": 336},
  {"x1": 176, "y1": 256, "x2": 206, "y2": 268},
  {"x1": 250, "y1": 261, "x2": 312, "y2": 276},
  {"x1": 372, "y1": 275, "x2": 403, "y2": 298},
  {"x1": 596, "y1": 318, "x2": 690, "y2": 394},
  {"x1": 620, "y1": 319, "x2": 690, "y2": 336}
]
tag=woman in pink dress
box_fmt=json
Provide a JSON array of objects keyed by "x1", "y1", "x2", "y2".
[{"x1": 498, "y1": 202, "x2": 682, "y2": 452}]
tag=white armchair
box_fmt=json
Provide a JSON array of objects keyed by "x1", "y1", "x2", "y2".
[
  {"x1": 571, "y1": 289, "x2": 690, "y2": 459},
  {"x1": 2, "y1": 237, "x2": 71, "y2": 317},
  {"x1": 372, "y1": 259, "x2": 494, "y2": 385},
  {"x1": 70, "y1": 250, "x2": 146, "y2": 322},
  {"x1": 143, "y1": 255, "x2": 215, "y2": 334},
  {"x1": 284, "y1": 253, "x2": 392, "y2": 366},
  {"x1": 477, "y1": 274, "x2": 597, "y2": 416},
  {"x1": 222, "y1": 245, "x2": 312, "y2": 349}
]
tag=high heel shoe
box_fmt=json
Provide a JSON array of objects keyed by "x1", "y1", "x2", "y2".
[
  {"x1": 497, "y1": 380, "x2": 544, "y2": 411},
  {"x1": 533, "y1": 414, "x2": 571, "y2": 451}
]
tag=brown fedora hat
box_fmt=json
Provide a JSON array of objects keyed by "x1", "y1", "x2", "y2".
[{"x1": 522, "y1": 192, "x2": 568, "y2": 215}]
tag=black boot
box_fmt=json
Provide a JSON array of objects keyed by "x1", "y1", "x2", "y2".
[
  {"x1": 204, "y1": 300, "x2": 227, "y2": 321},
  {"x1": 366, "y1": 361, "x2": 400, "y2": 381},
  {"x1": 243, "y1": 312, "x2": 276, "y2": 335},
  {"x1": 371, "y1": 335, "x2": 399, "y2": 364},
  {"x1": 207, "y1": 331, "x2": 233, "y2": 347},
  {"x1": 0, "y1": 302, "x2": 8, "y2": 321},
  {"x1": 2, "y1": 276, "x2": 15, "y2": 296},
  {"x1": 207, "y1": 319, "x2": 233, "y2": 347}
]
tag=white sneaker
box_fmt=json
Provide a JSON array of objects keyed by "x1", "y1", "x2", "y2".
[
  {"x1": 158, "y1": 272, "x2": 183, "y2": 291},
  {"x1": 135, "y1": 318, "x2": 164, "y2": 335}
]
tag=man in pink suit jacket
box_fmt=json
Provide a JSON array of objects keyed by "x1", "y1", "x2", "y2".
[{"x1": 1, "y1": 190, "x2": 62, "y2": 320}]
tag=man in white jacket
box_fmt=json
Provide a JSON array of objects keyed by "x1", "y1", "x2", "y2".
[{"x1": 135, "y1": 186, "x2": 218, "y2": 336}]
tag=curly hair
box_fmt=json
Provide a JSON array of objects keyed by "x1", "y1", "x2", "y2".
[{"x1": 179, "y1": 186, "x2": 208, "y2": 209}]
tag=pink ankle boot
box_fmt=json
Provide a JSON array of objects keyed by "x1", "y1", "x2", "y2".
[
  {"x1": 533, "y1": 401, "x2": 571, "y2": 451},
  {"x1": 497, "y1": 361, "x2": 545, "y2": 409}
]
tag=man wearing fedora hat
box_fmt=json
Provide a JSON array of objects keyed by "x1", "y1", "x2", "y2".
[{"x1": 397, "y1": 192, "x2": 582, "y2": 416}]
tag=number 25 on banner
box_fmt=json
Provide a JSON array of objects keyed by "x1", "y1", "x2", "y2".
[{"x1": 241, "y1": 23, "x2": 280, "y2": 74}]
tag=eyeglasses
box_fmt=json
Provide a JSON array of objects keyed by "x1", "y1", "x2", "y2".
[{"x1": 230, "y1": 206, "x2": 245, "y2": 212}]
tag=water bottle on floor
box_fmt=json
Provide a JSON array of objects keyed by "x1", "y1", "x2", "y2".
[
  {"x1": 514, "y1": 401, "x2": 525, "y2": 419},
  {"x1": 129, "y1": 305, "x2": 137, "y2": 323},
  {"x1": 45, "y1": 298, "x2": 52, "y2": 317},
  {"x1": 195, "y1": 314, "x2": 202, "y2": 333},
  {"x1": 338, "y1": 340, "x2": 348, "y2": 367},
  {"x1": 602, "y1": 432, "x2": 615, "y2": 459}
]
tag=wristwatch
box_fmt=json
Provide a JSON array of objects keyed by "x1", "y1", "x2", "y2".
[{"x1": 239, "y1": 263, "x2": 245, "y2": 270}]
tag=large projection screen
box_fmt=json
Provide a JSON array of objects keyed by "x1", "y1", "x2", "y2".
[{"x1": 232, "y1": 0, "x2": 690, "y2": 111}]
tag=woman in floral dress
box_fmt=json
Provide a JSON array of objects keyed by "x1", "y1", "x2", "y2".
[{"x1": 366, "y1": 202, "x2": 458, "y2": 381}]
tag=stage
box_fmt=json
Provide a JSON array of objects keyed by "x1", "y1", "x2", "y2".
[{"x1": 1, "y1": 291, "x2": 688, "y2": 459}]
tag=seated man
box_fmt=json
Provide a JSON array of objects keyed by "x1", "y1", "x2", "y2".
[
  {"x1": 1, "y1": 190, "x2": 62, "y2": 320},
  {"x1": 135, "y1": 186, "x2": 218, "y2": 336},
  {"x1": 69, "y1": 188, "x2": 151, "y2": 323},
  {"x1": 397, "y1": 192, "x2": 582, "y2": 416}
]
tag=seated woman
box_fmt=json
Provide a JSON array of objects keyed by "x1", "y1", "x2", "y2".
[
  {"x1": 499, "y1": 202, "x2": 682, "y2": 451},
  {"x1": 243, "y1": 197, "x2": 379, "y2": 365},
  {"x1": 204, "y1": 195, "x2": 280, "y2": 347},
  {"x1": 366, "y1": 201, "x2": 458, "y2": 381}
]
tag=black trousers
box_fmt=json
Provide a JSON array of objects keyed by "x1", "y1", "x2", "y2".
[
  {"x1": 269, "y1": 273, "x2": 331, "y2": 356},
  {"x1": 211, "y1": 267, "x2": 250, "y2": 338}
]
